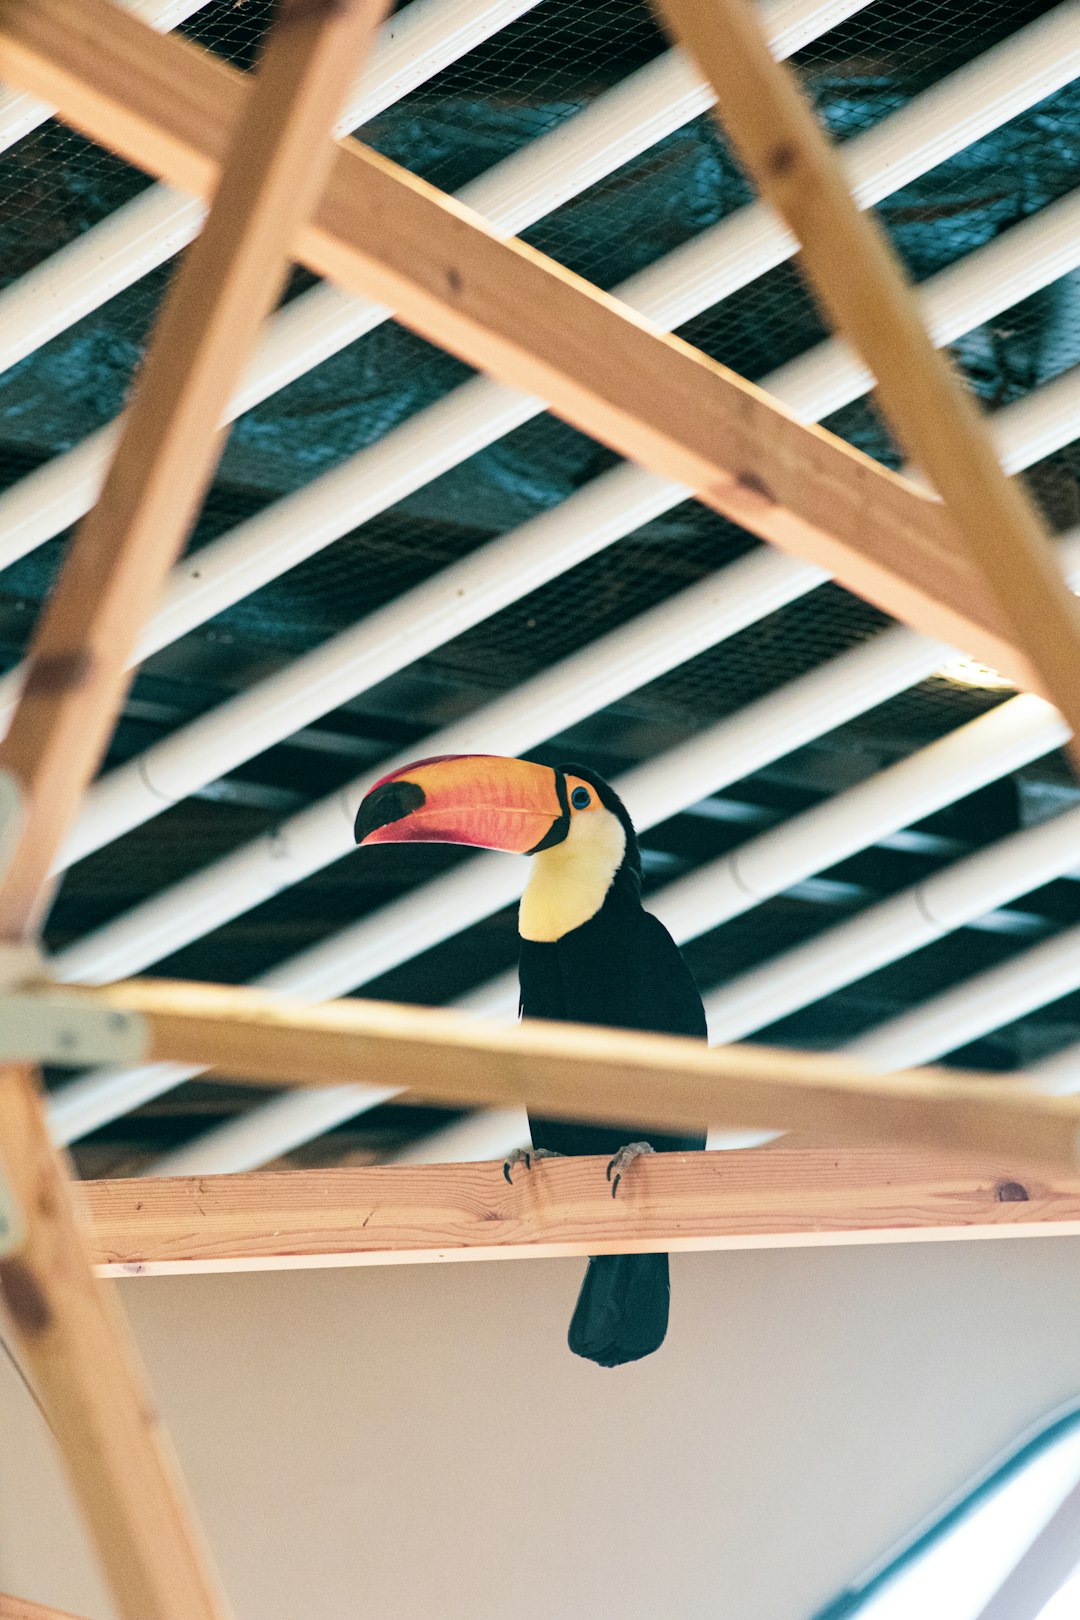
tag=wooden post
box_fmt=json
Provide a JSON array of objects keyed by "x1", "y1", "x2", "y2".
[
  {"x1": 656, "y1": 0, "x2": 1080, "y2": 768},
  {"x1": 0, "y1": 2, "x2": 389, "y2": 1617}
]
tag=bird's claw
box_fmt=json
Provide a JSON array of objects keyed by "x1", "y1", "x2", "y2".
[
  {"x1": 503, "y1": 1146, "x2": 563, "y2": 1184},
  {"x1": 606, "y1": 1141, "x2": 656, "y2": 1198},
  {"x1": 503, "y1": 1147, "x2": 531, "y2": 1184}
]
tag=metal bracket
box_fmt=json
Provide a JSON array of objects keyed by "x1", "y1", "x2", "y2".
[
  {"x1": 0, "y1": 990, "x2": 149, "y2": 1068},
  {"x1": 0, "y1": 769, "x2": 24, "y2": 889}
]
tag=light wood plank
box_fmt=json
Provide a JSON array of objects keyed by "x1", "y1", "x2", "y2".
[
  {"x1": 0, "y1": 0, "x2": 1044, "y2": 692},
  {"x1": 658, "y1": 0, "x2": 1080, "y2": 751},
  {"x1": 0, "y1": 5, "x2": 389, "y2": 1620},
  {"x1": 79, "y1": 1151, "x2": 1080, "y2": 1275},
  {"x1": 0, "y1": 1597, "x2": 87, "y2": 1620},
  {"x1": 41, "y1": 975, "x2": 1080, "y2": 1170}
]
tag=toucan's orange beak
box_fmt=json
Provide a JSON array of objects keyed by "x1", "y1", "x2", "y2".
[{"x1": 353, "y1": 754, "x2": 568, "y2": 855}]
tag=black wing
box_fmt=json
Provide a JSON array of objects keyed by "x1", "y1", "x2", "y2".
[{"x1": 520, "y1": 900, "x2": 707, "y2": 1157}]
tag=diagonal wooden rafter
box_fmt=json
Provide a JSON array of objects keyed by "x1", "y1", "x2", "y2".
[
  {"x1": 0, "y1": 0, "x2": 382, "y2": 937},
  {"x1": 658, "y1": 0, "x2": 1080, "y2": 771},
  {"x1": 0, "y1": 0, "x2": 1052, "y2": 694},
  {"x1": 0, "y1": 2, "x2": 390, "y2": 1618},
  {"x1": 78, "y1": 1150, "x2": 1080, "y2": 1277}
]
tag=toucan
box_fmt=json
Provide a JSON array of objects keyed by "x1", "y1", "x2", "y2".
[{"x1": 354, "y1": 754, "x2": 707, "y2": 1368}]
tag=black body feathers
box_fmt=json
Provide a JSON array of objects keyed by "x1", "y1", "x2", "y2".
[{"x1": 518, "y1": 803, "x2": 707, "y2": 1368}]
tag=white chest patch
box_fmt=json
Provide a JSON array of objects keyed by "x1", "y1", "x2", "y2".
[{"x1": 518, "y1": 810, "x2": 626, "y2": 942}]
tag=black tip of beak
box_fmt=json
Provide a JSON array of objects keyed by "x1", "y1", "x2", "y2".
[{"x1": 354, "y1": 779, "x2": 426, "y2": 844}]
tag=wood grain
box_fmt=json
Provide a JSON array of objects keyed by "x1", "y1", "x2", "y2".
[
  {"x1": 659, "y1": 0, "x2": 1080, "y2": 748},
  {"x1": 80, "y1": 1150, "x2": 1080, "y2": 1275},
  {"x1": 0, "y1": 0, "x2": 1043, "y2": 692},
  {"x1": 42, "y1": 975, "x2": 1080, "y2": 1171}
]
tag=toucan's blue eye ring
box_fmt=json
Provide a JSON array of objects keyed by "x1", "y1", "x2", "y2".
[{"x1": 571, "y1": 786, "x2": 591, "y2": 809}]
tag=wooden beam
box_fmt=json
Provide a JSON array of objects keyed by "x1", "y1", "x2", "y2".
[
  {"x1": 79, "y1": 1150, "x2": 1080, "y2": 1276},
  {"x1": 0, "y1": 5, "x2": 389, "y2": 1620},
  {"x1": 0, "y1": 0, "x2": 1044, "y2": 692},
  {"x1": 41, "y1": 975, "x2": 1080, "y2": 1170},
  {"x1": 0, "y1": 1597, "x2": 88, "y2": 1620},
  {"x1": 657, "y1": 0, "x2": 1080, "y2": 758}
]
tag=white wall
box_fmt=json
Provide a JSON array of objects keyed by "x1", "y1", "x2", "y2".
[{"x1": 5, "y1": 1237, "x2": 1080, "y2": 1620}]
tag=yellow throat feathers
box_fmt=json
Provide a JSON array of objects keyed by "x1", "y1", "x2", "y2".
[{"x1": 518, "y1": 808, "x2": 627, "y2": 942}]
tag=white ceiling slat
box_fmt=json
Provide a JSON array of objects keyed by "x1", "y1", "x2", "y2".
[
  {"x1": 0, "y1": 0, "x2": 873, "y2": 576},
  {"x1": 613, "y1": 0, "x2": 1080, "y2": 330},
  {"x1": 844, "y1": 920, "x2": 1080, "y2": 1073},
  {"x1": 0, "y1": 0, "x2": 213, "y2": 154},
  {"x1": 673, "y1": 691, "x2": 1066, "y2": 962},
  {"x1": 762, "y1": 188, "x2": 1080, "y2": 424},
  {"x1": 36, "y1": 189, "x2": 1080, "y2": 874},
  {"x1": 386, "y1": 1106, "x2": 529, "y2": 1166},
  {"x1": 701, "y1": 729, "x2": 1080, "y2": 1045},
  {"x1": 0, "y1": 0, "x2": 551, "y2": 377},
  {"x1": 994, "y1": 362, "x2": 1080, "y2": 477}
]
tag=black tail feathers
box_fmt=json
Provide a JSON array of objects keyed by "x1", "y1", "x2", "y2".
[{"x1": 567, "y1": 1252, "x2": 670, "y2": 1368}]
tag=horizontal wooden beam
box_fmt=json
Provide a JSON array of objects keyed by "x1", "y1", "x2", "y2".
[
  {"x1": 0, "y1": 0, "x2": 1041, "y2": 690},
  {"x1": 32, "y1": 976, "x2": 1080, "y2": 1170},
  {"x1": 81, "y1": 1150, "x2": 1080, "y2": 1276}
]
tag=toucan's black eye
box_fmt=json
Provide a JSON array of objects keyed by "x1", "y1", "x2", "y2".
[{"x1": 571, "y1": 786, "x2": 591, "y2": 809}]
